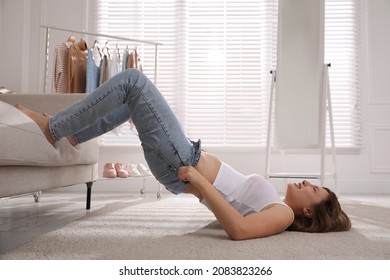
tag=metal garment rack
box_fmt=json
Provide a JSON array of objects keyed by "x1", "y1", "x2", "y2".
[{"x1": 40, "y1": 25, "x2": 163, "y2": 93}]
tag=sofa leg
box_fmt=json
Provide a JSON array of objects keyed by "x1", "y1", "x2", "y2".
[{"x1": 86, "y1": 181, "x2": 93, "y2": 210}]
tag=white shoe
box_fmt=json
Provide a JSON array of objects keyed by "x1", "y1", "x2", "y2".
[
  {"x1": 137, "y1": 163, "x2": 153, "y2": 176},
  {"x1": 127, "y1": 164, "x2": 141, "y2": 177}
]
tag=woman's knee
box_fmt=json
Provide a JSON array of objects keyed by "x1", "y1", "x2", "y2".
[{"x1": 124, "y1": 68, "x2": 145, "y2": 83}]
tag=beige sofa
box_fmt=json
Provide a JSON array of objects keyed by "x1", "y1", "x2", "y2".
[{"x1": 0, "y1": 94, "x2": 99, "y2": 209}]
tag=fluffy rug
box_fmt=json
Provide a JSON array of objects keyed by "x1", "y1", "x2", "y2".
[{"x1": 1, "y1": 195, "x2": 389, "y2": 260}]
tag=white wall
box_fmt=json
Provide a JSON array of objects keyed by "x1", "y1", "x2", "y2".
[
  {"x1": 0, "y1": 1, "x2": 2, "y2": 59},
  {"x1": 361, "y1": 0, "x2": 390, "y2": 192},
  {"x1": 0, "y1": 0, "x2": 389, "y2": 194},
  {"x1": 0, "y1": 0, "x2": 26, "y2": 91},
  {"x1": 0, "y1": 0, "x2": 93, "y2": 93}
]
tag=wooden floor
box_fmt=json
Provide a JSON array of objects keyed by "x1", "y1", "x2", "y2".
[{"x1": 1, "y1": 190, "x2": 389, "y2": 256}]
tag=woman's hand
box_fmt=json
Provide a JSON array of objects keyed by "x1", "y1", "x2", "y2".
[{"x1": 178, "y1": 166, "x2": 208, "y2": 189}]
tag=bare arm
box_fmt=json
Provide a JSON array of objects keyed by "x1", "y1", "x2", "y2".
[{"x1": 178, "y1": 166, "x2": 293, "y2": 240}]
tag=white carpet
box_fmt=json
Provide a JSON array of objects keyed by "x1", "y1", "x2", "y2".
[{"x1": 1, "y1": 195, "x2": 389, "y2": 260}]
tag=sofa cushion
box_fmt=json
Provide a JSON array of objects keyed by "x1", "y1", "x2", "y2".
[{"x1": 0, "y1": 100, "x2": 98, "y2": 166}]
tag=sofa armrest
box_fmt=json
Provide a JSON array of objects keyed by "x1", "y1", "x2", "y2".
[
  {"x1": 0, "y1": 93, "x2": 86, "y2": 115},
  {"x1": 0, "y1": 93, "x2": 99, "y2": 167}
]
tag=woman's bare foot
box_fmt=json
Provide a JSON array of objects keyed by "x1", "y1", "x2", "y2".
[
  {"x1": 66, "y1": 135, "x2": 78, "y2": 147},
  {"x1": 15, "y1": 104, "x2": 56, "y2": 145}
]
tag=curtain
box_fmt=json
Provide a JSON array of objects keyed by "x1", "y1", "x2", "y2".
[{"x1": 96, "y1": 0, "x2": 361, "y2": 149}]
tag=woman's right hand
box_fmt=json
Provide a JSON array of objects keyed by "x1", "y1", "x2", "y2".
[{"x1": 178, "y1": 165, "x2": 208, "y2": 189}]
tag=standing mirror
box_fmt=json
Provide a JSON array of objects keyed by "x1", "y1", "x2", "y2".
[{"x1": 274, "y1": 0, "x2": 324, "y2": 149}]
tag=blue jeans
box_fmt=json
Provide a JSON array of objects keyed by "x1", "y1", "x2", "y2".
[{"x1": 49, "y1": 69, "x2": 201, "y2": 194}]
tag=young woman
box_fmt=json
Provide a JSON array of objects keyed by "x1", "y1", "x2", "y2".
[{"x1": 17, "y1": 69, "x2": 351, "y2": 240}]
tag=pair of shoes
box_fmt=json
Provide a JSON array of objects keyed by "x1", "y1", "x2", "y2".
[
  {"x1": 126, "y1": 164, "x2": 141, "y2": 177},
  {"x1": 102, "y1": 162, "x2": 129, "y2": 178},
  {"x1": 136, "y1": 163, "x2": 153, "y2": 176},
  {"x1": 126, "y1": 163, "x2": 153, "y2": 177},
  {"x1": 115, "y1": 163, "x2": 129, "y2": 178},
  {"x1": 103, "y1": 163, "x2": 117, "y2": 178}
]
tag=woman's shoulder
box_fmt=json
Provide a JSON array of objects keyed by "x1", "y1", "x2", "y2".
[
  {"x1": 242, "y1": 203, "x2": 295, "y2": 238},
  {"x1": 263, "y1": 203, "x2": 295, "y2": 229}
]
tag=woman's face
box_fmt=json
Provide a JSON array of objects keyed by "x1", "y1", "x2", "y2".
[{"x1": 284, "y1": 180, "x2": 329, "y2": 216}]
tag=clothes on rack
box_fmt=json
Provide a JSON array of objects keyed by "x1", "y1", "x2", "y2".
[
  {"x1": 100, "y1": 55, "x2": 111, "y2": 85},
  {"x1": 85, "y1": 48, "x2": 101, "y2": 93},
  {"x1": 122, "y1": 48, "x2": 129, "y2": 72},
  {"x1": 68, "y1": 39, "x2": 88, "y2": 93},
  {"x1": 51, "y1": 36, "x2": 76, "y2": 93},
  {"x1": 125, "y1": 48, "x2": 143, "y2": 72},
  {"x1": 44, "y1": 26, "x2": 158, "y2": 140},
  {"x1": 110, "y1": 49, "x2": 120, "y2": 78},
  {"x1": 52, "y1": 36, "x2": 144, "y2": 94}
]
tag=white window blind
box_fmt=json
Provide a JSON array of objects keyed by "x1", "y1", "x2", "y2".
[
  {"x1": 96, "y1": 0, "x2": 361, "y2": 149},
  {"x1": 325, "y1": 0, "x2": 362, "y2": 148}
]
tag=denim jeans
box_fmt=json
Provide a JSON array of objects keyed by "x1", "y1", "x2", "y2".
[{"x1": 49, "y1": 69, "x2": 201, "y2": 194}]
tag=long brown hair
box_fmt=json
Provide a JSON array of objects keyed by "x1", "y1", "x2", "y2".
[{"x1": 287, "y1": 187, "x2": 351, "y2": 232}]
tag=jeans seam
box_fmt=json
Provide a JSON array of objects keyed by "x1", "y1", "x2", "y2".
[
  {"x1": 50, "y1": 84, "x2": 123, "y2": 140},
  {"x1": 139, "y1": 91, "x2": 187, "y2": 165}
]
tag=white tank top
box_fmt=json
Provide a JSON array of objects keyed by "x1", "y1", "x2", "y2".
[{"x1": 201, "y1": 162, "x2": 291, "y2": 216}]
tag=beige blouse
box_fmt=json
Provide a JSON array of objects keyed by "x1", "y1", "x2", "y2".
[{"x1": 67, "y1": 39, "x2": 88, "y2": 93}]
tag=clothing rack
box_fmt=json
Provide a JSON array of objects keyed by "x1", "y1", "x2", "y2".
[{"x1": 40, "y1": 25, "x2": 163, "y2": 93}]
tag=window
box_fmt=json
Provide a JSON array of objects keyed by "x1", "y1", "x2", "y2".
[
  {"x1": 325, "y1": 0, "x2": 362, "y2": 148},
  {"x1": 96, "y1": 0, "x2": 361, "y2": 149}
]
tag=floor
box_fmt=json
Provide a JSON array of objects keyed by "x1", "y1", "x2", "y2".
[
  {"x1": 0, "y1": 189, "x2": 165, "y2": 255},
  {"x1": 0, "y1": 189, "x2": 389, "y2": 256}
]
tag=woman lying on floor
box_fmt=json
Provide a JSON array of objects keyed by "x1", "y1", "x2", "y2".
[{"x1": 17, "y1": 69, "x2": 351, "y2": 240}]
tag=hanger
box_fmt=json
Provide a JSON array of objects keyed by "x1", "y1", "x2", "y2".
[
  {"x1": 116, "y1": 43, "x2": 121, "y2": 60},
  {"x1": 63, "y1": 35, "x2": 76, "y2": 48},
  {"x1": 103, "y1": 41, "x2": 111, "y2": 60},
  {"x1": 92, "y1": 40, "x2": 102, "y2": 59},
  {"x1": 67, "y1": 35, "x2": 76, "y2": 43}
]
